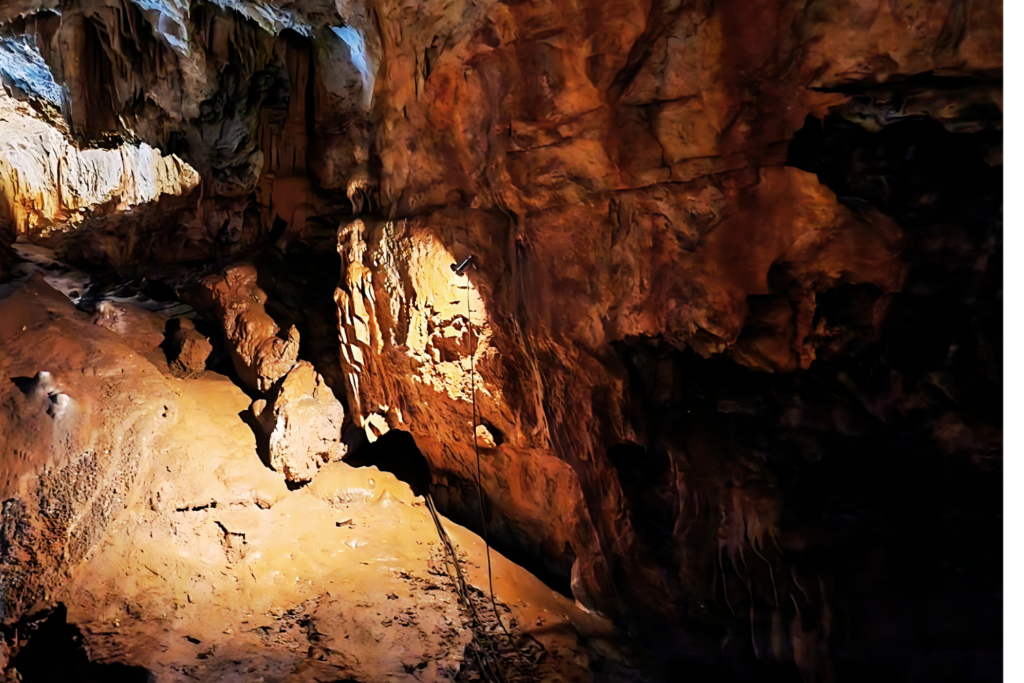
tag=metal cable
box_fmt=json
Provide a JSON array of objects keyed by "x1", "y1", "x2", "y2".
[
  {"x1": 464, "y1": 273, "x2": 513, "y2": 641},
  {"x1": 424, "y1": 490, "x2": 509, "y2": 683}
]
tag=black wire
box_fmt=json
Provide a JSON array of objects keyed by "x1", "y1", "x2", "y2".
[
  {"x1": 465, "y1": 275, "x2": 512, "y2": 640},
  {"x1": 425, "y1": 489, "x2": 509, "y2": 683}
]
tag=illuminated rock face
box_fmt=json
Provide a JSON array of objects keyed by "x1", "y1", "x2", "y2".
[
  {"x1": 254, "y1": 360, "x2": 347, "y2": 484},
  {"x1": 0, "y1": 92, "x2": 199, "y2": 238},
  {"x1": 191, "y1": 262, "x2": 301, "y2": 394}
]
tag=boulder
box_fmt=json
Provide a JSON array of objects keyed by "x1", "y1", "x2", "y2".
[
  {"x1": 167, "y1": 319, "x2": 213, "y2": 379},
  {"x1": 254, "y1": 361, "x2": 346, "y2": 484}
]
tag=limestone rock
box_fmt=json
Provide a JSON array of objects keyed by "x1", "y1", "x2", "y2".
[
  {"x1": 0, "y1": 92, "x2": 199, "y2": 239},
  {"x1": 362, "y1": 413, "x2": 390, "y2": 444},
  {"x1": 0, "y1": 277, "x2": 180, "y2": 626},
  {"x1": 474, "y1": 424, "x2": 496, "y2": 449},
  {"x1": 190, "y1": 262, "x2": 299, "y2": 394},
  {"x1": 254, "y1": 361, "x2": 346, "y2": 484},
  {"x1": 167, "y1": 319, "x2": 213, "y2": 379}
]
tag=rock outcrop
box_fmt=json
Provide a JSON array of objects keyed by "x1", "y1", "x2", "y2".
[
  {"x1": 0, "y1": 91, "x2": 199, "y2": 238},
  {"x1": 253, "y1": 360, "x2": 347, "y2": 484},
  {"x1": 166, "y1": 318, "x2": 214, "y2": 378},
  {"x1": 332, "y1": 165, "x2": 908, "y2": 655},
  {"x1": 191, "y1": 262, "x2": 300, "y2": 394},
  {"x1": 324, "y1": 0, "x2": 1001, "y2": 675}
]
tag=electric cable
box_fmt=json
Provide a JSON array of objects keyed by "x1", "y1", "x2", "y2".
[
  {"x1": 463, "y1": 266, "x2": 513, "y2": 641},
  {"x1": 424, "y1": 491, "x2": 508, "y2": 683}
]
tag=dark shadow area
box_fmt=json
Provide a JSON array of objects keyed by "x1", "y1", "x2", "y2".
[
  {"x1": 10, "y1": 376, "x2": 35, "y2": 395},
  {"x1": 607, "y1": 441, "x2": 676, "y2": 563},
  {"x1": 612, "y1": 336, "x2": 1002, "y2": 682},
  {"x1": 345, "y1": 430, "x2": 432, "y2": 496},
  {"x1": 251, "y1": 247, "x2": 350, "y2": 405},
  {"x1": 239, "y1": 404, "x2": 272, "y2": 471},
  {"x1": 345, "y1": 430, "x2": 575, "y2": 598},
  {"x1": 786, "y1": 113, "x2": 1000, "y2": 233},
  {"x1": 602, "y1": 101, "x2": 1002, "y2": 680},
  {"x1": 269, "y1": 215, "x2": 289, "y2": 245},
  {"x1": 8, "y1": 604, "x2": 151, "y2": 682}
]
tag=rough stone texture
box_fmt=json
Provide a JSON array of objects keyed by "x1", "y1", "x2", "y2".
[
  {"x1": 0, "y1": 274, "x2": 180, "y2": 626},
  {"x1": 167, "y1": 319, "x2": 214, "y2": 379},
  {"x1": 323, "y1": 0, "x2": 1001, "y2": 675},
  {"x1": 3, "y1": 0, "x2": 372, "y2": 216},
  {"x1": 0, "y1": 91, "x2": 199, "y2": 238},
  {"x1": 253, "y1": 360, "x2": 346, "y2": 484},
  {"x1": 0, "y1": 33, "x2": 61, "y2": 106},
  {"x1": 190, "y1": 261, "x2": 300, "y2": 394},
  {"x1": 333, "y1": 166, "x2": 908, "y2": 653},
  {"x1": 0, "y1": 275, "x2": 656, "y2": 682},
  {"x1": 0, "y1": 0, "x2": 1003, "y2": 680}
]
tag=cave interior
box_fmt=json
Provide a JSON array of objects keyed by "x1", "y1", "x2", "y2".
[{"x1": 0, "y1": 2, "x2": 1003, "y2": 682}]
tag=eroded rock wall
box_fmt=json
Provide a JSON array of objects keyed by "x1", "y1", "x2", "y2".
[
  {"x1": 0, "y1": 92, "x2": 199, "y2": 238},
  {"x1": 0, "y1": 0, "x2": 1003, "y2": 679},
  {"x1": 329, "y1": 0, "x2": 1001, "y2": 674}
]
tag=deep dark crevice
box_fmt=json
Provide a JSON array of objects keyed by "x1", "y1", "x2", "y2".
[
  {"x1": 346, "y1": 430, "x2": 575, "y2": 599},
  {"x1": 786, "y1": 113, "x2": 1000, "y2": 233},
  {"x1": 600, "y1": 102, "x2": 1001, "y2": 679},
  {"x1": 809, "y1": 70, "x2": 1003, "y2": 95},
  {"x1": 252, "y1": 246, "x2": 351, "y2": 403},
  {"x1": 6, "y1": 604, "x2": 151, "y2": 682},
  {"x1": 269, "y1": 215, "x2": 289, "y2": 244},
  {"x1": 345, "y1": 431, "x2": 432, "y2": 496},
  {"x1": 608, "y1": 441, "x2": 675, "y2": 559}
]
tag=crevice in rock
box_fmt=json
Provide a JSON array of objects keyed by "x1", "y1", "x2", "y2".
[
  {"x1": 4, "y1": 604, "x2": 151, "y2": 682},
  {"x1": 786, "y1": 111, "x2": 1001, "y2": 231},
  {"x1": 607, "y1": 441, "x2": 675, "y2": 561},
  {"x1": 251, "y1": 247, "x2": 352, "y2": 401}
]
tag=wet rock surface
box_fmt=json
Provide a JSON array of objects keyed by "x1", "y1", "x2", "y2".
[
  {"x1": 253, "y1": 360, "x2": 347, "y2": 484},
  {"x1": 190, "y1": 261, "x2": 301, "y2": 394},
  {"x1": 166, "y1": 319, "x2": 214, "y2": 379},
  {"x1": 0, "y1": 0, "x2": 1004, "y2": 681}
]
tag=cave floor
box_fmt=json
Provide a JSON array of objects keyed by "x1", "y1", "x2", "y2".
[{"x1": 0, "y1": 274, "x2": 660, "y2": 683}]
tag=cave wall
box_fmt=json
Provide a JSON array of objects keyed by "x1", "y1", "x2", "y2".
[
  {"x1": 331, "y1": 0, "x2": 1001, "y2": 675},
  {"x1": 0, "y1": 1, "x2": 376, "y2": 267},
  {"x1": 0, "y1": 0, "x2": 1003, "y2": 679},
  {"x1": 0, "y1": 90, "x2": 199, "y2": 238}
]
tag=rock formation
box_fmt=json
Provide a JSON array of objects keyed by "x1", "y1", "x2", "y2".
[
  {"x1": 191, "y1": 261, "x2": 301, "y2": 394},
  {"x1": 253, "y1": 360, "x2": 347, "y2": 484},
  {"x1": 0, "y1": 0, "x2": 1003, "y2": 681},
  {"x1": 0, "y1": 91, "x2": 199, "y2": 238},
  {"x1": 166, "y1": 318, "x2": 214, "y2": 378}
]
